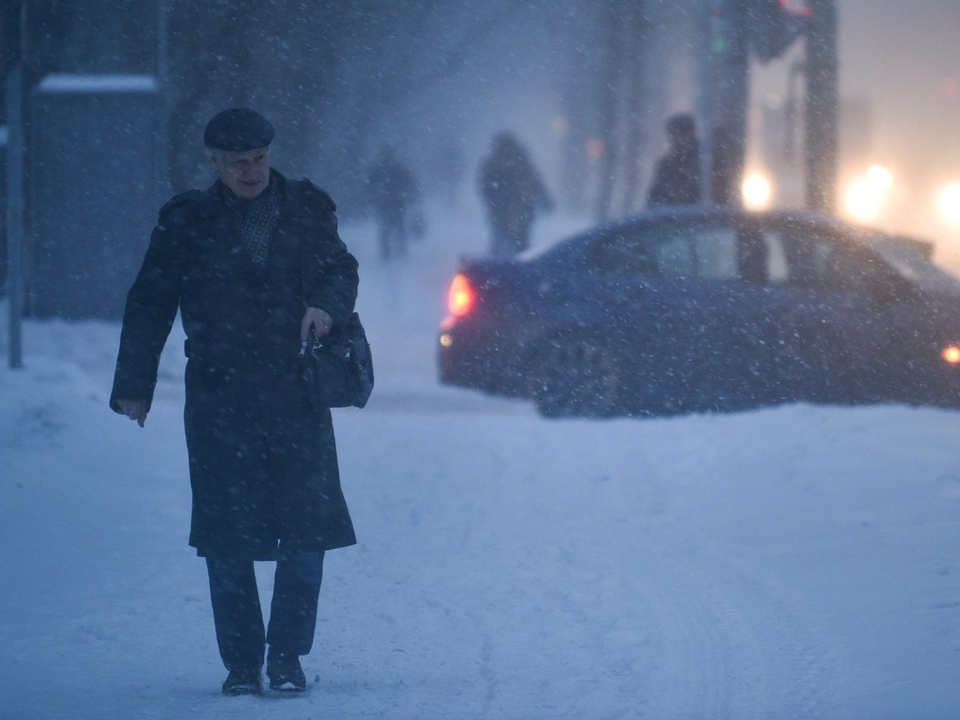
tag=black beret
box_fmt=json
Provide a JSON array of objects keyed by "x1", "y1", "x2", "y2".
[{"x1": 203, "y1": 108, "x2": 275, "y2": 151}]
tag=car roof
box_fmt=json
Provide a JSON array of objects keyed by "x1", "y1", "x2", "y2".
[
  {"x1": 606, "y1": 205, "x2": 856, "y2": 234},
  {"x1": 524, "y1": 206, "x2": 922, "y2": 264}
]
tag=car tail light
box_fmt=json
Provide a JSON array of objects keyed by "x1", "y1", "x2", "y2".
[
  {"x1": 448, "y1": 273, "x2": 475, "y2": 317},
  {"x1": 942, "y1": 345, "x2": 960, "y2": 365}
]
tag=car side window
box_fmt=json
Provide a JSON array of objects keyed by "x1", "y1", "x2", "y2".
[
  {"x1": 694, "y1": 227, "x2": 738, "y2": 280},
  {"x1": 590, "y1": 222, "x2": 738, "y2": 282},
  {"x1": 781, "y1": 228, "x2": 874, "y2": 293},
  {"x1": 653, "y1": 233, "x2": 694, "y2": 279},
  {"x1": 589, "y1": 228, "x2": 657, "y2": 276},
  {"x1": 649, "y1": 223, "x2": 737, "y2": 281},
  {"x1": 740, "y1": 229, "x2": 790, "y2": 285},
  {"x1": 764, "y1": 232, "x2": 790, "y2": 283}
]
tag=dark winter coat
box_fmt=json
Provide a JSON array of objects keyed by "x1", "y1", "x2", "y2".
[
  {"x1": 478, "y1": 144, "x2": 551, "y2": 237},
  {"x1": 647, "y1": 141, "x2": 702, "y2": 206},
  {"x1": 110, "y1": 171, "x2": 359, "y2": 559}
]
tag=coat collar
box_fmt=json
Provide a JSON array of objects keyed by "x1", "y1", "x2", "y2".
[{"x1": 194, "y1": 169, "x2": 307, "y2": 219}]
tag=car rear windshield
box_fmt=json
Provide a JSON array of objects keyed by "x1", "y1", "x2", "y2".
[{"x1": 867, "y1": 235, "x2": 960, "y2": 296}]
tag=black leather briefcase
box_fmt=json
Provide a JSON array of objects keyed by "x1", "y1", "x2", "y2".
[{"x1": 299, "y1": 312, "x2": 374, "y2": 409}]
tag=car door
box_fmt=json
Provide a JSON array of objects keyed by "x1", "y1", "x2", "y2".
[
  {"x1": 756, "y1": 220, "x2": 888, "y2": 404},
  {"x1": 587, "y1": 217, "x2": 764, "y2": 412}
]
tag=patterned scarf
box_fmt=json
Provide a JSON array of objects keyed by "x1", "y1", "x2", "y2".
[{"x1": 220, "y1": 176, "x2": 283, "y2": 267}]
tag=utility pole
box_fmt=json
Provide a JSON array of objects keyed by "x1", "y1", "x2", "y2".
[
  {"x1": 804, "y1": 0, "x2": 838, "y2": 213},
  {"x1": 699, "y1": 0, "x2": 750, "y2": 206},
  {"x1": 4, "y1": 0, "x2": 24, "y2": 369},
  {"x1": 618, "y1": 0, "x2": 648, "y2": 215},
  {"x1": 593, "y1": 0, "x2": 626, "y2": 222}
]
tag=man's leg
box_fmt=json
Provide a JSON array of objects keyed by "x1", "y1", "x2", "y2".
[
  {"x1": 206, "y1": 557, "x2": 266, "y2": 671},
  {"x1": 395, "y1": 214, "x2": 408, "y2": 257},
  {"x1": 264, "y1": 549, "x2": 324, "y2": 691},
  {"x1": 393, "y1": 210, "x2": 407, "y2": 257},
  {"x1": 266, "y1": 550, "x2": 325, "y2": 657},
  {"x1": 379, "y1": 221, "x2": 391, "y2": 262}
]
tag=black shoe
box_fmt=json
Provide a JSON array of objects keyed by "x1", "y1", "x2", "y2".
[
  {"x1": 222, "y1": 666, "x2": 263, "y2": 695},
  {"x1": 267, "y1": 652, "x2": 307, "y2": 692}
]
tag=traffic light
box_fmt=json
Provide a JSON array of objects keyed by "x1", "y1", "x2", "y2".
[{"x1": 749, "y1": 0, "x2": 812, "y2": 63}]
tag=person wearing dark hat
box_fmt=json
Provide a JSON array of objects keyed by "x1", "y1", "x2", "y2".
[
  {"x1": 647, "y1": 113, "x2": 703, "y2": 207},
  {"x1": 110, "y1": 108, "x2": 360, "y2": 695}
]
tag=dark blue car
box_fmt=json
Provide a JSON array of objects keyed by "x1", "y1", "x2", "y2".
[{"x1": 438, "y1": 208, "x2": 960, "y2": 417}]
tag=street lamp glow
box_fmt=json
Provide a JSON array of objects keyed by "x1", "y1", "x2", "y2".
[
  {"x1": 867, "y1": 164, "x2": 893, "y2": 193},
  {"x1": 845, "y1": 181, "x2": 883, "y2": 222},
  {"x1": 584, "y1": 138, "x2": 605, "y2": 160},
  {"x1": 940, "y1": 183, "x2": 960, "y2": 225},
  {"x1": 742, "y1": 173, "x2": 772, "y2": 210}
]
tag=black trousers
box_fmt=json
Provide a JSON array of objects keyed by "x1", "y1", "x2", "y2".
[{"x1": 205, "y1": 549, "x2": 325, "y2": 670}]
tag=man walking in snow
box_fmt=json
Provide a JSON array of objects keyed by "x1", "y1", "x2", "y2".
[
  {"x1": 111, "y1": 108, "x2": 359, "y2": 695},
  {"x1": 478, "y1": 132, "x2": 552, "y2": 259}
]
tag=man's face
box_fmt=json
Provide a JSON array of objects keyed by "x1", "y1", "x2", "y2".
[{"x1": 211, "y1": 147, "x2": 271, "y2": 199}]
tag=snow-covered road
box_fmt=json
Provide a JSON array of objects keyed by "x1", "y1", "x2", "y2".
[{"x1": 3, "y1": 210, "x2": 960, "y2": 718}]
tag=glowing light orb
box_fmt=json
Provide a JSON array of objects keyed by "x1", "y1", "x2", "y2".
[
  {"x1": 584, "y1": 139, "x2": 605, "y2": 160},
  {"x1": 940, "y1": 183, "x2": 960, "y2": 225},
  {"x1": 742, "y1": 173, "x2": 772, "y2": 211},
  {"x1": 845, "y1": 181, "x2": 883, "y2": 222},
  {"x1": 867, "y1": 165, "x2": 893, "y2": 193}
]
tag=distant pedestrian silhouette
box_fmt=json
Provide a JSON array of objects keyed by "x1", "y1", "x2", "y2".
[
  {"x1": 478, "y1": 133, "x2": 552, "y2": 259},
  {"x1": 647, "y1": 114, "x2": 702, "y2": 207},
  {"x1": 368, "y1": 148, "x2": 419, "y2": 262}
]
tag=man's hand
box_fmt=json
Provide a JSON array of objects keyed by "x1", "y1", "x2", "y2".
[
  {"x1": 301, "y1": 307, "x2": 334, "y2": 340},
  {"x1": 117, "y1": 398, "x2": 147, "y2": 428}
]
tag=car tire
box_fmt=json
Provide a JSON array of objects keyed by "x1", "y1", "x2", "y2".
[{"x1": 531, "y1": 335, "x2": 621, "y2": 418}]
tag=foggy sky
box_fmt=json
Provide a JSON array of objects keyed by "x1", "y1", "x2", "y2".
[{"x1": 839, "y1": 0, "x2": 960, "y2": 179}]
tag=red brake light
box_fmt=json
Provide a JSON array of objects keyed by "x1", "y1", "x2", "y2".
[{"x1": 448, "y1": 273, "x2": 475, "y2": 317}]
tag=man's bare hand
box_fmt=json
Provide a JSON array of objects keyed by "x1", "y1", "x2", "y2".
[
  {"x1": 117, "y1": 398, "x2": 147, "y2": 428},
  {"x1": 301, "y1": 307, "x2": 334, "y2": 340}
]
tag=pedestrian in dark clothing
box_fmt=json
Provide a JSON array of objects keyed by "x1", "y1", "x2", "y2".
[
  {"x1": 647, "y1": 113, "x2": 702, "y2": 207},
  {"x1": 367, "y1": 147, "x2": 419, "y2": 262},
  {"x1": 478, "y1": 132, "x2": 552, "y2": 259},
  {"x1": 110, "y1": 108, "x2": 360, "y2": 696}
]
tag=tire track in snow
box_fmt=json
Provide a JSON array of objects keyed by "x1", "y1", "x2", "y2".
[
  {"x1": 464, "y1": 609, "x2": 499, "y2": 716},
  {"x1": 638, "y1": 546, "x2": 837, "y2": 719}
]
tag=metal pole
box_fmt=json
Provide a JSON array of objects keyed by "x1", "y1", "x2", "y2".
[
  {"x1": 784, "y1": 61, "x2": 805, "y2": 166},
  {"x1": 804, "y1": 0, "x2": 838, "y2": 213},
  {"x1": 6, "y1": 0, "x2": 24, "y2": 369},
  {"x1": 718, "y1": 0, "x2": 750, "y2": 208},
  {"x1": 699, "y1": 0, "x2": 750, "y2": 207},
  {"x1": 698, "y1": 0, "x2": 717, "y2": 205}
]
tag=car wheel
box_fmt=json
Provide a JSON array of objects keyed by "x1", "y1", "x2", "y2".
[{"x1": 531, "y1": 336, "x2": 621, "y2": 418}]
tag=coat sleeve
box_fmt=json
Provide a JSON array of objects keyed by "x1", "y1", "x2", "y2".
[
  {"x1": 109, "y1": 213, "x2": 186, "y2": 414},
  {"x1": 302, "y1": 193, "x2": 359, "y2": 329}
]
